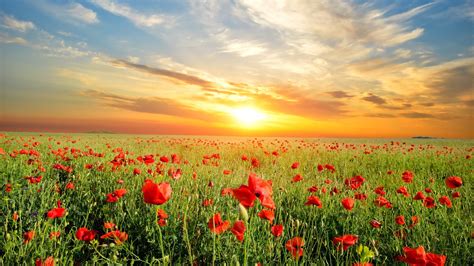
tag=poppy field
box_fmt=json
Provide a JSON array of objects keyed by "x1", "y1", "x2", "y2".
[{"x1": 0, "y1": 133, "x2": 472, "y2": 265}]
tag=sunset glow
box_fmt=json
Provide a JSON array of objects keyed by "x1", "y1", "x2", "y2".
[
  {"x1": 0, "y1": 1, "x2": 472, "y2": 137},
  {"x1": 230, "y1": 107, "x2": 267, "y2": 127}
]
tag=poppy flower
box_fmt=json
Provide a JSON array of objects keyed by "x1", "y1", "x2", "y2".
[
  {"x1": 413, "y1": 191, "x2": 425, "y2": 200},
  {"x1": 12, "y1": 211, "x2": 18, "y2": 221},
  {"x1": 402, "y1": 171, "x2": 414, "y2": 183},
  {"x1": 104, "y1": 222, "x2": 116, "y2": 229},
  {"x1": 370, "y1": 220, "x2": 382, "y2": 228},
  {"x1": 35, "y1": 256, "x2": 54, "y2": 266},
  {"x1": 317, "y1": 164, "x2": 324, "y2": 172},
  {"x1": 285, "y1": 237, "x2": 304, "y2": 259},
  {"x1": 445, "y1": 176, "x2": 462, "y2": 189},
  {"x1": 452, "y1": 191, "x2": 460, "y2": 198},
  {"x1": 133, "y1": 168, "x2": 141, "y2": 175},
  {"x1": 307, "y1": 186, "x2": 318, "y2": 192},
  {"x1": 425, "y1": 187, "x2": 432, "y2": 193},
  {"x1": 208, "y1": 213, "x2": 230, "y2": 234},
  {"x1": 374, "y1": 196, "x2": 392, "y2": 208},
  {"x1": 232, "y1": 173, "x2": 275, "y2": 209},
  {"x1": 397, "y1": 246, "x2": 446, "y2": 266},
  {"x1": 353, "y1": 263, "x2": 373, "y2": 266},
  {"x1": 332, "y1": 234, "x2": 358, "y2": 250},
  {"x1": 23, "y1": 230, "x2": 35, "y2": 244},
  {"x1": 100, "y1": 230, "x2": 128, "y2": 244},
  {"x1": 160, "y1": 156, "x2": 169, "y2": 163},
  {"x1": 354, "y1": 193, "x2": 367, "y2": 200},
  {"x1": 251, "y1": 157, "x2": 260, "y2": 167},
  {"x1": 395, "y1": 215, "x2": 405, "y2": 225},
  {"x1": 49, "y1": 231, "x2": 60, "y2": 240},
  {"x1": 142, "y1": 180, "x2": 172, "y2": 205},
  {"x1": 325, "y1": 164, "x2": 336, "y2": 172},
  {"x1": 75, "y1": 227, "x2": 96, "y2": 242},
  {"x1": 292, "y1": 174, "x2": 303, "y2": 183},
  {"x1": 202, "y1": 199, "x2": 213, "y2": 207},
  {"x1": 345, "y1": 175, "x2": 365, "y2": 190},
  {"x1": 305, "y1": 195, "x2": 322, "y2": 208},
  {"x1": 374, "y1": 186, "x2": 386, "y2": 196},
  {"x1": 258, "y1": 209, "x2": 275, "y2": 223},
  {"x1": 408, "y1": 216, "x2": 420, "y2": 229},
  {"x1": 231, "y1": 220, "x2": 245, "y2": 242},
  {"x1": 397, "y1": 186, "x2": 410, "y2": 197},
  {"x1": 271, "y1": 224, "x2": 284, "y2": 237},
  {"x1": 291, "y1": 162, "x2": 300, "y2": 169},
  {"x1": 341, "y1": 198, "x2": 355, "y2": 211},
  {"x1": 439, "y1": 196, "x2": 452, "y2": 208},
  {"x1": 47, "y1": 200, "x2": 65, "y2": 219},
  {"x1": 223, "y1": 169, "x2": 232, "y2": 175},
  {"x1": 423, "y1": 197, "x2": 436, "y2": 208},
  {"x1": 65, "y1": 182, "x2": 75, "y2": 190}
]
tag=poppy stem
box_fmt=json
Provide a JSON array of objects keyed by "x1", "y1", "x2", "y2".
[{"x1": 155, "y1": 207, "x2": 166, "y2": 264}]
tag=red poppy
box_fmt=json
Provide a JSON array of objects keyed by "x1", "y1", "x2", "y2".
[
  {"x1": 397, "y1": 186, "x2": 409, "y2": 197},
  {"x1": 370, "y1": 220, "x2": 382, "y2": 228},
  {"x1": 12, "y1": 211, "x2": 18, "y2": 221},
  {"x1": 285, "y1": 237, "x2": 304, "y2": 259},
  {"x1": 439, "y1": 196, "x2": 452, "y2": 208},
  {"x1": 408, "y1": 216, "x2": 420, "y2": 229},
  {"x1": 413, "y1": 191, "x2": 425, "y2": 200},
  {"x1": 133, "y1": 168, "x2": 141, "y2": 175},
  {"x1": 452, "y1": 191, "x2": 460, "y2": 198},
  {"x1": 223, "y1": 169, "x2": 232, "y2": 175},
  {"x1": 374, "y1": 186, "x2": 386, "y2": 196},
  {"x1": 353, "y1": 263, "x2": 373, "y2": 266},
  {"x1": 332, "y1": 234, "x2": 358, "y2": 250},
  {"x1": 75, "y1": 227, "x2": 96, "y2": 242},
  {"x1": 292, "y1": 174, "x2": 303, "y2": 183},
  {"x1": 317, "y1": 164, "x2": 324, "y2": 172},
  {"x1": 231, "y1": 220, "x2": 245, "y2": 242},
  {"x1": 291, "y1": 162, "x2": 300, "y2": 169},
  {"x1": 142, "y1": 180, "x2": 172, "y2": 205},
  {"x1": 305, "y1": 195, "x2": 322, "y2": 208},
  {"x1": 104, "y1": 222, "x2": 116, "y2": 229},
  {"x1": 23, "y1": 230, "x2": 35, "y2": 244},
  {"x1": 251, "y1": 157, "x2": 260, "y2": 167},
  {"x1": 47, "y1": 201, "x2": 65, "y2": 219},
  {"x1": 325, "y1": 164, "x2": 336, "y2": 172},
  {"x1": 425, "y1": 187, "x2": 432, "y2": 193},
  {"x1": 202, "y1": 199, "x2": 213, "y2": 207},
  {"x1": 402, "y1": 171, "x2": 414, "y2": 183},
  {"x1": 395, "y1": 215, "x2": 405, "y2": 225},
  {"x1": 35, "y1": 256, "x2": 55, "y2": 266},
  {"x1": 374, "y1": 196, "x2": 392, "y2": 208},
  {"x1": 354, "y1": 193, "x2": 367, "y2": 200},
  {"x1": 160, "y1": 156, "x2": 169, "y2": 163},
  {"x1": 100, "y1": 230, "x2": 128, "y2": 244},
  {"x1": 232, "y1": 173, "x2": 275, "y2": 209},
  {"x1": 307, "y1": 186, "x2": 318, "y2": 192},
  {"x1": 65, "y1": 182, "x2": 75, "y2": 190},
  {"x1": 423, "y1": 197, "x2": 436, "y2": 208},
  {"x1": 445, "y1": 176, "x2": 462, "y2": 189},
  {"x1": 345, "y1": 175, "x2": 365, "y2": 190},
  {"x1": 258, "y1": 209, "x2": 275, "y2": 223},
  {"x1": 271, "y1": 224, "x2": 284, "y2": 237},
  {"x1": 341, "y1": 198, "x2": 355, "y2": 211},
  {"x1": 208, "y1": 213, "x2": 230, "y2": 234},
  {"x1": 397, "y1": 246, "x2": 446, "y2": 266}
]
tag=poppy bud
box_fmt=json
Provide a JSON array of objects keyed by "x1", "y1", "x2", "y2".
[{"x1": 239, "y1": 203, "x2": 249, "y2": 221}]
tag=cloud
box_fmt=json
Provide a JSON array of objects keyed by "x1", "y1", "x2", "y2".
[
  {"x1": 92, "y1": 0, "x2": 166, "y2": 27},
  {"x1": 1, "y1": 14, "x2": 35, "y2": 32},
  {"x1": 110, "y1": 59, "x2": 215, "y2": 88},
  {"x1": 0, "y1": 32, "x2": 27, "y2": 44},
  {"x1": 426, "y1": 63, "x2": 474, "y2": 99},
  {"x1": 220, "y1": 39, "x2": 267, "y2": 57},
  {"x1": 81, "y1": 89, "x2": 226, "y2": 122},
  {"x1": 362, "y1": 94, "x2": 387, "y2": 105},
  {"x1": 326, "y1": 90, "x2": 353, "y2": 98},
  {"x1": 34, "y1": 1, "x2": 99, "y2": 24}
]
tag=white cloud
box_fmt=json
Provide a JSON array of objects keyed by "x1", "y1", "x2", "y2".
[
  {"x1": 1, "y1": 14, "x2": 35, "y2": 32},
  {"x1": 0, "y1": 32, "x2": 27, "y2": 44},
  {"x1": 92, "y1": 0, "x2": 165, "y2": 27},
  {"x1": 34, "y1": 1, "x2": 99, "y2": 25},
  {"x1": 66, "y1": 3, "x2": 99, "y2": 24}
]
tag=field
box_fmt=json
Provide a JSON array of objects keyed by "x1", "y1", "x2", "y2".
[{"x1": 1, "y1": 133, "x2": 472, "y2": 265}]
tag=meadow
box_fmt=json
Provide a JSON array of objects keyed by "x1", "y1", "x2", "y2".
[{"x1": 0, "y1": 133, "x2": 472, "y2": 265}]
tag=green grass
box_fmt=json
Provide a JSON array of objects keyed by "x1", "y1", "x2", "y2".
[{"x1": 1, "y1": 132, "x2": 473, "y2": 265}]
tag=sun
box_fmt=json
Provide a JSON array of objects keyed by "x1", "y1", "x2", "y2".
[{"x1": 230, "y1": 107, "x2": 267, "y2": 127}]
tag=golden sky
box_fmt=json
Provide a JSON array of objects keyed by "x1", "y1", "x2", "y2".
[{"x1": 0, "y1": 1, "x2": 473, "y2": 138}]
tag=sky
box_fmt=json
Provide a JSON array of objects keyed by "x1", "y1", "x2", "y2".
[{"x1": 0, "y1": 0, "x2": 473, "y2": 138}]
